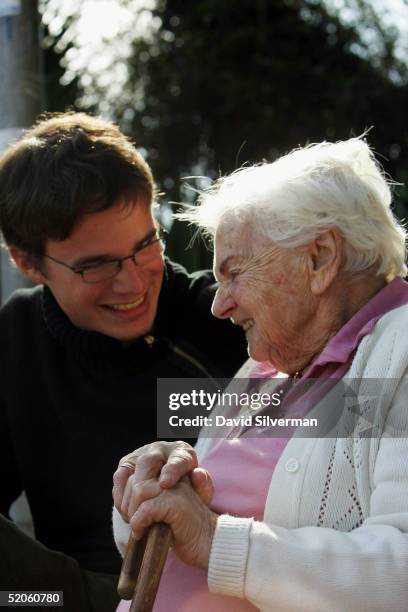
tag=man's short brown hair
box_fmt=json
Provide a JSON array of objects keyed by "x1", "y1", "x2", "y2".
[{"x1": 0, "y1": 112, "x2": 155, "y2": 256}]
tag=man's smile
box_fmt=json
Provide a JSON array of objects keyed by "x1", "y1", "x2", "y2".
[{"x1": 103, "y1": 295, "x2": 146, "y2": 311}]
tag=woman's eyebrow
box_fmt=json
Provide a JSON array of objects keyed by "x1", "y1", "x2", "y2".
[
  {"x1": 217, "y1": 254, "x2": 244, "y2": 279},
  {"x1": 218, "y1": 256, "x2": 234, "y2": 277}
]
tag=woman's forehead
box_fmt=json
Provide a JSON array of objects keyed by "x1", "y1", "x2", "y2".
[
  {"x1": 216, "y1": 215, "x2": 272, "y2": 258},
  {"x1": 216, "y1": 217, "x2": 257, "y2": 245},
  {"x1": 213, "y1": 221, "x2": 271, "y2": 276}
]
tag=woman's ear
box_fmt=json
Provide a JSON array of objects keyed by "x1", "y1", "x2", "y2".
[
  {"x1": 8, "y1": 246, "x2": 47, "y2": 285},
  {"x1": 307, "y1": 229, "x2": 343, "y2": 295}
]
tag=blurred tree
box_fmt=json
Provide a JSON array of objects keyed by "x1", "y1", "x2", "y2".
[{"x1": 42, "y1": 0, "x2": 408, "y2": 270}]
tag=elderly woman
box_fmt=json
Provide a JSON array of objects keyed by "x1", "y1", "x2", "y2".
[{"x1": 112, "y1": 137, "x2": 408, "y2": 611}]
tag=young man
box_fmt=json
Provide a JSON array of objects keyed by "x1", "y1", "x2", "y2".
[{"x1": 0, "y1": 113, "x2": 246, "y2": 610}]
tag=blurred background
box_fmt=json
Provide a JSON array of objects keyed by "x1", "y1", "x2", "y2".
[{"x1": 1, "y1": 0, "x2": 408, "y2": 297}]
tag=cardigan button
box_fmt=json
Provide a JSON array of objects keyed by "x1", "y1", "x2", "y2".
[{"x1": 285, "y1": 458, "x2": 300, "y2": 473}]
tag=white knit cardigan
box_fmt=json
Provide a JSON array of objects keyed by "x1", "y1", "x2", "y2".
[
  {"x1": 114, "y1": 305, "x2": 408, "y2": 612},
  {"x1": 201, "y1": 304, "x2": 408, "y2": 611}
]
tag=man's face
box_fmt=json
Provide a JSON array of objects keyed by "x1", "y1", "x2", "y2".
[{"x1": 37, "y1": 201, "x2": 164, "y2": 342}]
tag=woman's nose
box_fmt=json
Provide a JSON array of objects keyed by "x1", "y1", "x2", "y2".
[{"x1": 211, "y1": 286, "x2": 236, "y2": 319}]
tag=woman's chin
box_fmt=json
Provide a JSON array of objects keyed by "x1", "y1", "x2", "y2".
[{"x1": 247, "y1": 342, "x2": 270, "y2": 364}]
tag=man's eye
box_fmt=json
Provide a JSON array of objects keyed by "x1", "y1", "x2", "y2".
[
  {"x1": 76, "y1": 261, "x2": 109, "y2": 273},
  {"x1": 230, "y1": 270, "x2": 240, "y2": 279}
]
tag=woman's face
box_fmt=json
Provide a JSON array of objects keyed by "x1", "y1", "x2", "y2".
[{"x1": 212, "y1": 219, "x2": 316, "y2": 373}]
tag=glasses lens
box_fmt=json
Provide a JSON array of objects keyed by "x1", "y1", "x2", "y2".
[
  {"x1": 82, "y1": 261, "x2": 120, "y2": 283},
  {"x1": 81, "y1": 235, "x2": 165, "y2": 283},
  {"x1": 135, "y1": 237, "x2": 165, "y2": 264}
]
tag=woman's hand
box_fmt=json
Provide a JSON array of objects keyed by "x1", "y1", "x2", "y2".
[
  {"x1": 113, "y1": 441, "x2": 214, "y2": 521},
  {"x1": 126, "y1": 476, "x2": 218, "y2": 570}
]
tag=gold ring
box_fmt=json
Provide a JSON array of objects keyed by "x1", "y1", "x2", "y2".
[{"x1": 119, "y1": 461, "x2": 135, "y2": 471}]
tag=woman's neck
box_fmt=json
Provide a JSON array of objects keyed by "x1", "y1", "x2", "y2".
[{"x1": 284, "y1": 272, "x2": 387, "y2": 376}]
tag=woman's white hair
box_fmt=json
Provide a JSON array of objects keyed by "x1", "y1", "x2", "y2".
[{"x1": 180, "y1": 137, "x2": 407, "y2": 280}]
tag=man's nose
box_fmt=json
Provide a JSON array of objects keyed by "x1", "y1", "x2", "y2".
[
  {"x1": 211, "y1": 286, "x2": 236, "y2": 319},
  {"x1": 112, "y1": 257, "x2": 145, "y2": 292}
]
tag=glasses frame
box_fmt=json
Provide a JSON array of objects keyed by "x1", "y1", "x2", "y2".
[{"x1": 43, "y1": 229, "x2": 167, "y2": 284}]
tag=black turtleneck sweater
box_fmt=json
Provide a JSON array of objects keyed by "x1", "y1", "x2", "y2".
[{"x1": 0, "y1": 260, "x2": 247, "y2": 574}]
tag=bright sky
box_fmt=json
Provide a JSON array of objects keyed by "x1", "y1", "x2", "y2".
[{"x1": 40, "y1": 0, "x2": 161, "y2": 110}]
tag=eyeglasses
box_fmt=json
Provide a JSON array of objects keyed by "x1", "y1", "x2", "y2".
[{"x1": 43, "y1": 229, "x2": 166, "y2": 284}]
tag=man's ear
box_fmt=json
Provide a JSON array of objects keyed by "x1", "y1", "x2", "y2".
[
  {"x1": 307, "y1": 229, "x2": 343, "y2": 295},
  {"x1": 8, "y1": 246, "x2": 47, "y2": 285}
]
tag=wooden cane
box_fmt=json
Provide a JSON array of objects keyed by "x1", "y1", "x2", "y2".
[
  {"x1": 118, "y1": 523, "x2": 172, "y2": 612},
  {"x1": 117, "y1": 532, "x2": 148, "y2": 600}
]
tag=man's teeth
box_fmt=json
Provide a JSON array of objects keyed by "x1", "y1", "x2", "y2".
[
  {"x1": 242, "y1": 319, "x2": 254, "y2": 331},
  {"x1": 109, "y1": 296, "x2": 144, "y2": 311}
]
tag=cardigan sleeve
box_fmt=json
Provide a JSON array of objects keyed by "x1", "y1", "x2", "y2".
[
  {"x1": 112, "y1": 506, "x2": 131, "y2": 559},
  {"x1": 208, "y1": 380, "x2": 408, "y2": 612}
]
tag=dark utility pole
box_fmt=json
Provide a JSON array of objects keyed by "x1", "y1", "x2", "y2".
[{"x1": 0, "y1": 0, "x2": 43, "y2": 304}]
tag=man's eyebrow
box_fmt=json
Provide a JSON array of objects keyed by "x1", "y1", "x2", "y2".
[{"x1": 71, "y1": 228, "x2": 157, "y2": 268}]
